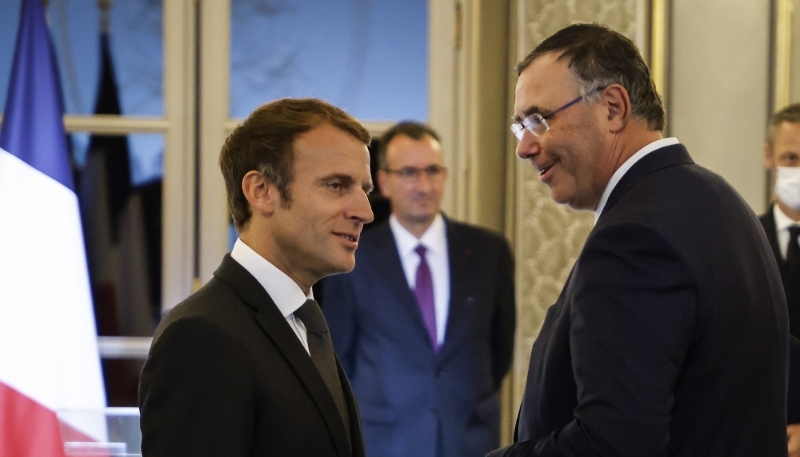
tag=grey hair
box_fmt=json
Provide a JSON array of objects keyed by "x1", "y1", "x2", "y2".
[{"x1": 517, "y1": 23, "x2": 665, "y2": 131}]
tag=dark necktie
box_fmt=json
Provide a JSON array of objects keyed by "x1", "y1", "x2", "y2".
[
  {"x1": 414, "y1": 245, "x2": 438, "y2": 351},
  {"x1": 788, "y1": 226, "x2": 800, "y2": 269},
  {"x1": 294, "y1": 299, "x2": 352, "y2": 448}
]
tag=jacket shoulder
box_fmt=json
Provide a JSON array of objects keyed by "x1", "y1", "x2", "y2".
[{"x1": 446, "y1": 218, "x2": 509, "y2": 247}]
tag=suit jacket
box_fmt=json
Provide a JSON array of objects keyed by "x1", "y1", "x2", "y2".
[
  {"x1": 139, "y1": 255, "x2": 365, "y2": 457},
  {"x1": 491, "y1": 144, "x2": 788, "y2": 457},
  {"x1": 760, "y1": 209, "x2": 800, "y2": 423},
  {"x1": 320, "y1": 216, "x2": 516, "y2": 457}
]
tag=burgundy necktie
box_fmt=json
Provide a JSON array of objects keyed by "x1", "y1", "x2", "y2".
[{"x1": 414, "y1": 245, "x2": 438, "y2": 351}]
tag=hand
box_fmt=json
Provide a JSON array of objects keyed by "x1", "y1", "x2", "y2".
[{"x1": 788, "y1": 423, "x2": 800, "y2": 457}]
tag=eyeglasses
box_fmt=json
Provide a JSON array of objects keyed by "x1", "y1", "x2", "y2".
[
  {"x1": 384, "y1": 165, "x2": 447, "y2": 181},
  {"x1": 510, "y1": 87, "x2": 605, "y2": 140}
]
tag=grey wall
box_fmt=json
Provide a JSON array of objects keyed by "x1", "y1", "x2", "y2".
[{"x1": 669, "y1": 0, "x2": 772, "y2": 213}]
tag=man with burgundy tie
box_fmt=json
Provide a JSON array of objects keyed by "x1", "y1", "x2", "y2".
[
  {"x1": 760, "y1": 103, "x2": 800, "y2": 456},
  {"x1": 139, "y1": 98, "x2": 374, "y2": 456},
  {"x1": 320, "y1": 121, "x2": 516, "y2": 457}
]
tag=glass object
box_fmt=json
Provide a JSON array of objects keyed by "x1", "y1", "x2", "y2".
[
  {"x1": 75, "y1": 132, "x2": 164, "y2": 339},
  {"x1": 384, "y1": 164, "x2": 447, "y2": 181},
  {"x1": 0, "y1": 0, "x2": 163, "y2": 116},
  {"x1": 510, "y1": 95, "x2": 584, "y2": 140},
  {"x1": 0, "y1": 1, "x2": 21, "y2": 109},
  {"x1": 58, "y1": 407, "x2": 142, "y2": 456},
  {"x1": 511, "y1": 86, "x2": 607, "y2": 140},
  {"x1": 230, "y1": 0, "x2": 428, "y2": 121}
]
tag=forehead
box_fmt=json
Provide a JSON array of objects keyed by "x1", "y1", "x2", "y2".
[
  {"x1": 385, "y1": 134, "x2": 443, "y2": 166},
  {"x1": 292, "y1": 124, "x2": 370, "y2": 174},
  {"x1": 514, "y1": 52, "x2": 578, "y2": 117},
  {"x1": 774, "y1": 121, "x2": 800, "y2": 149}
]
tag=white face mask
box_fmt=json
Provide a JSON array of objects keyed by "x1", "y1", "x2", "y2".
[{"x1": 775, "y1": 167, "x2": 800, "y2": 211}]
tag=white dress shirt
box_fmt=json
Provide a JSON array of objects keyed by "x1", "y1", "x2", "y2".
[
  {"x1": 389, "y1": 213, "x2": 451, "y2": 345},
  {"x1": 230, "y1": 238, "x2": 312, "y2": 354},
  {"x1": 594, "y1": 137, "x2": 680, "y2": 223},
  {"x1": 772, "y1": 204, "x2": 800, "y2": 260}
]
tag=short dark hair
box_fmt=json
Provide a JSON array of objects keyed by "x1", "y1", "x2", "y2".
[
  {"x1": 516, "y1": 23, "x2": 665, "y2": 131},
  {"x1": 768, "y1": 103, "x2": 800, "y2": 148},
  {"x1": 219, "y1": 98, "x2": 370, "y2": 231},
  {"x1": 377, "y1": 121, "x2": 441, "y2": 169}
]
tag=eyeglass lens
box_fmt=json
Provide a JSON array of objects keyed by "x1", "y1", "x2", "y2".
[{"x1": 394, "y1": 165, "x2": 446, "y2": 179}]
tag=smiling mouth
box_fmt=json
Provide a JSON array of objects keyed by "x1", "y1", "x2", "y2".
[
  {"x1": 336, "y1": 233, "x2": 358, "y2": 242},
  {"x1": 537, "y1": 164, "x2": 552, "y2": 176}
]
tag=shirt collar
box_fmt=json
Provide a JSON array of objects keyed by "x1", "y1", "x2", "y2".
[
  {"x1": 389, "y1": 213, "x2": 447, "y2": 256},
  {"x1": 594, "y1": 137, "x2": 680, "y2": 223},
  {"x1": 773, "y1": 203, "x2": 800, "y2": 231},
  {"x1": 230, "y1": 238, "x2": 311, "y2": 318}
]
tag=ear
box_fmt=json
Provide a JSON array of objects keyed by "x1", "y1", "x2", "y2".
[
  {"x1": 602, "y1": 84, "x2": 630, "y2": 133},
  {"x1": 764, "y1": 143, "x2": 776, "y2": 170},
  {"x1": 242, "y1": 170, "x2": 279, "y2": 217}
]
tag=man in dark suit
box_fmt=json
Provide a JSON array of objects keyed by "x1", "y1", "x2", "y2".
[
  {"x1": 139, "y1": 98, "x2": 375, "y2": 456},
  {"x1": 489, "y1": 23, "x2": 788, "y2": 456},
  {"x1": 320, "y1": 121, "x2": 516, "y2": 457},
  {"x1": 760, "y1": 103, "x2": 800, "y2": 456}
]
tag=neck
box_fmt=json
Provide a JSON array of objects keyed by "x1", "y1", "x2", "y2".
[
  {"x1": 777, "y1": 199, "x2": 800, "y2": 222},
  {"x1": 396, "y1": 215, "x2": 435, "y2": 239},
  {"x1": 240, "y1": 230, "x2": 314, "y2": 295},
  {"x1": 607, "y1": 128, "x2": 663, "y2": 174}
]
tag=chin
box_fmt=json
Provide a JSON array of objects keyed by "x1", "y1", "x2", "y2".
[
  {"x1": 410, "y1": 212, "x2": 437, "y2": 223},
  {"x1": 319, "y1": 262, "x2": 355, "y2": 280},
  {"x1": 333, "y1": 258, "x2": 356, "y2": 274},
  {"x1": 549, "y1": 189, "x2": 570, "y2": 206}
]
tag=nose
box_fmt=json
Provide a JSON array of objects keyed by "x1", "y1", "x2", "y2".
[
  {"x1": 515, "y1": 129, "x2": 540, "y2": 160},
  {"x1": 349, "y1": 190, "x2": 374, "y2": 225},
  {"x1": 413, "y1": 171, "x2": 435, "y2": 192}
]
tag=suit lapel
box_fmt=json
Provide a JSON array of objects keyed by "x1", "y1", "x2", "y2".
[
  {"x1": 367, "y1": 223, "x2": 435, "y2": 345},
  {"x1": 601, "y1": 143, "x2": 694, "y2": 218},
  {"x1": 213, "y1": 255, "x2": 352, "y2": 457},
  {"x1": 338, "y1": 359, "x2": 365, "y2": 457},
  {"x1": 439, "y1": 218, "x2": 474, "y2": 358},
  {"x1": 760, "y1": 210, "x2": 785, "y2": 273}
]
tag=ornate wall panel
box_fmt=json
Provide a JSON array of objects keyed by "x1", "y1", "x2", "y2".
[{"x1": 510, "y1": 0, "x2": 650, "y2": 410}]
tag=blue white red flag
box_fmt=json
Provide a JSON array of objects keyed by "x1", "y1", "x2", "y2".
[{"x1": 0, "y1": 0, "x2": 106, "y2": 455}]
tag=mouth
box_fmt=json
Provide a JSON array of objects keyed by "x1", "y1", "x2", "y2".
[
  {"x1": 535, "y1": 161, "x2": 555, "y2": 181},
  {"x1": 334, "y1": 232, "x2": 359, "y2": 243}
]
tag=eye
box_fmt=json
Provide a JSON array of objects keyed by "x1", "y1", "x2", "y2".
[
  {"x1": 398, "y1": 167, "x2": 419, "y2": 179},
  {"x1": 425, "y1": 165, "x2": 444, "y2": 176},
  {"x1": 779, "y1": 153, "x2": 800, "y2": 166},
  {"x1": 328, "y1": 181, "x2": 342, "y2": 190}
]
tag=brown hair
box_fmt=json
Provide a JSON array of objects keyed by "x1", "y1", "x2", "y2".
[
  {"x1": 377, "y1": 121, "x2": 441, "y2": 169},
  {"x1": 768, "y1": 103, "x2": 800, "y2": 148},
  {"x1": 516, "y1": 23, "x2": 665, "y2": 131},
  {"x1": 219, "y1": 98, "x2": 370, "y2": 231}
]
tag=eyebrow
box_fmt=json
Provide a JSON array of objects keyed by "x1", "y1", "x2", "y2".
[
  {"x1": 514, "y1": 105, "x2": 543, "y2": 123},
  {"x1": 318, "y1": 173, "x2": 374, "y2": 194}
]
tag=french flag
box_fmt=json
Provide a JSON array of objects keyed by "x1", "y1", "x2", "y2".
[{"x1": 0, "y1": 0, "x2": 107, "y2": 455}]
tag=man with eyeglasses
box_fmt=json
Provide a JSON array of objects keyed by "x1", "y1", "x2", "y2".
[
  {"x1": 320, "y1": 121, "x2": 516, "y2": 457},
  {"x1": 489, "y1": 23, "x2": 788, "y2": 457}
]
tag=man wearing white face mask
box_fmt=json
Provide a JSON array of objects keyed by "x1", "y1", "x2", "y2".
[{"x1": 761, "y1": 102, "x2": 800, "y2": 457}]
